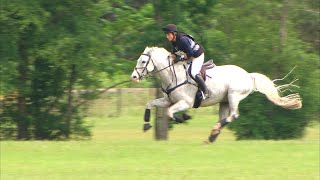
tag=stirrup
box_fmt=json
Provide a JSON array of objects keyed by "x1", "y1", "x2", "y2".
[{"x1": 200, "y1": 91, "x2": 208, "y2": 100}]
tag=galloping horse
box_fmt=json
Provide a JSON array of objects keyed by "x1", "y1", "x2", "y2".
[{"x1": 131, "y1": 47, "x2": 302, "y2": 143}]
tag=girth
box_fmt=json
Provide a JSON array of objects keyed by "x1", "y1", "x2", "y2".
[
  {"x1": 161, "y1": 59, "x2": 216, "y2": 96},
  {"x1": 161, "y1": 80, "x2": 189, "y2": 96}
]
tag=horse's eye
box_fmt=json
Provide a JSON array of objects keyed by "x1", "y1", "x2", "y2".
[{"x1": 142, "y1": 61, "x2": 146, "y2": 64}]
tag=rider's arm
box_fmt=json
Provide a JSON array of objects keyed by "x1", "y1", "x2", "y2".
[
  {"x1": 179, "y1": 37, "x2": 194, "y2": 59},
  {"x1": 171, "y1": 42, "x2": 178, "y2": 54}
]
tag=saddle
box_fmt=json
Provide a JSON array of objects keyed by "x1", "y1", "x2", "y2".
[
  {"x1": 188, "y1": 59, "x2": 216, "y2": 81},
  {"x1": 200, "y1": 59, "x2": 216, "y2": 81}
]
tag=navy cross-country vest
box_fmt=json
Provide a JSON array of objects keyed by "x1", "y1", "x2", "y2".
[{"x1": 172, "y1": 33, "x2": 204, "y2": 58}]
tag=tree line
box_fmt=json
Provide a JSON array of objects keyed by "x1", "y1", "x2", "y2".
[{"x1": 0, "y1": 0, "x2": 319, "y2": 140}]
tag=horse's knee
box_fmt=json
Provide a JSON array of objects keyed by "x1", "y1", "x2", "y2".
[
  {"x1": 167, "y1": 109, "x2": 174, "y2": 119},
  {"x1": 233, "y1": 114, "x2": 239, "y2": 120},
  {"x1": 145, "y1": 101, "x2": 152, "y2": 109},
  {"x1": 226, "y1": 113, "x2": 240, "y2": 122}
]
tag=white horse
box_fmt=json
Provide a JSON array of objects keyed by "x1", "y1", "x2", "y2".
[{"x1": 131, "y1": 47, "x2": 302, "y2": 143}]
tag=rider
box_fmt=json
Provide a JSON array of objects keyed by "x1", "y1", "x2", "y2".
[{"x1": 162, "y1": 24, "x2": 208, "y2": 99}]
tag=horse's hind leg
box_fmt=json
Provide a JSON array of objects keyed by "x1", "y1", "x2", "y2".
[
  {"x1": 205, "y1": 102, "x2": 230, "y2": 143},
  {"x1": 206, "y1": 94, "x2": 244, "y2": 143}
]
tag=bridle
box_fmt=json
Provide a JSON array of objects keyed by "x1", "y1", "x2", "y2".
[
  {"x1": 133, "y1": 53, "x2": 155, "y2": 80},
  {"x1": 134, "y1": 49, "x2": 193, "y2": 96},
  {"x1": 134, "y1": 51, "x2": 174, "y2": 80}
]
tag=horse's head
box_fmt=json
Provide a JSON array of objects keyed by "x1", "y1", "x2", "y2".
[{"x1": 131, "y1": 47, "x2": 171, "y2": 82}]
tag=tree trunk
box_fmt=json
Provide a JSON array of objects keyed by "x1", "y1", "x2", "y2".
[
  {"x1": 116, "y1": 88, "x2": 122, "y2": 116},
  {"x1": 16, "y1": 40, "x2": 29, "y2": 140},
  {"x1": 267, "y1": 0, "x2": 290, "y2": 122},
  {"x1": 280, "y1": 0, "x2": 289, "y2": 50},
  {"x1": 65, "y1": 64, "x2": 76, "y2": 138},
  {"x1": 17, "y1": 96, "x2": 29, "y2": 139},
  {"x1": 274, "y1": 0, "x2": 289, "y2": 74},
  {"x1": 153, "y1": 0, "x2": 163, "y2": 24}
]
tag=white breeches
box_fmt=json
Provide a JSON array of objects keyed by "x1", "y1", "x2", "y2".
[{"x1": 189, "y1": 53, "x2": 204, "y2": 78}]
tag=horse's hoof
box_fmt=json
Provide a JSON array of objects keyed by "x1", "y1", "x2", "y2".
[
  {"x1": 208, "y1": 132, "x2": 220, "y2": 142},
  {"x1": 173, "y1": 115, "x2": 185, "y2": 123},
  {"x1": 203, "y1": 140, "x2": 212, "y2": 144},
  {"x1": 182, "y1": 113, "x2": 192, "y2": 121},
  {"x1": 143, "y1": 123, "x2": 152, "y2": 132}
]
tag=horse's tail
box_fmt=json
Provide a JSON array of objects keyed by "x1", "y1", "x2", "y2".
[{"x1": 250, "y1": 73, "x2": 302, "y2": 109}]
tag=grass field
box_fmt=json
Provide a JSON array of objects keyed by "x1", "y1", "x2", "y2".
[{"x1": 1, "y1": 97, "x2": 319, "y2": 180}]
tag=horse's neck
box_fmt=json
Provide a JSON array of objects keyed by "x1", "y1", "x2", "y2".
[
  {"x1": 150, "y1": 48, "x2": 187, "y2": 88},
  {"x1": 156, "y1": 61, "x2": 187, "y2": 88}
]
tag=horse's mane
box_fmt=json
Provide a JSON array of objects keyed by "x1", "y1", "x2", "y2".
[{"x1": 145, "y1": 46, "x2": 170, "y2": 55}]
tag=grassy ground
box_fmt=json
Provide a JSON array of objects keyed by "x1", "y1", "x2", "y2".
[{"x1": 1, "y1": 104, "x2": 319, "y2": 180}]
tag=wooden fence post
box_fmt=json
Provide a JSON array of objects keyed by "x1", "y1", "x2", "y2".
[
  {"x1": 154, "y1": 87, "x2": 168, "y2": 140},
  {"x1": 116, "y1": 88, "x2": 122, "y2": 116}
]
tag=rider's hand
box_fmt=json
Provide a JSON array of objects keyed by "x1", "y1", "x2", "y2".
[
  {"x1": 183, "y1": 53, "x2": 188, "y2": 59},
  {"x1": 171, "y1": 54, "x2": 176, "y2": 60},
  {"x1": 174, "y1": 55, "x2": 184, "y2": 63}
]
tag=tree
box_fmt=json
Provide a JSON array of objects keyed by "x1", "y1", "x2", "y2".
[
  {"x1": 212, "y1": 0, "x2": 319, "y2": 139},
  {"x1": 0, "y1": 0, "x2": 109, "y2": 139},
  {"x1": 0, "y1": 0, "x2": 318, "y2": 140}
]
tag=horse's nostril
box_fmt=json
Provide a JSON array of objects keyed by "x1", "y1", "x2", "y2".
[{"x1": 132, "y1": 76, "x2": 137, "y2": 79}]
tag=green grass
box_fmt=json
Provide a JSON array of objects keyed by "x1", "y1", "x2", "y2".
[{"x1": 1, "y1": 105, "x2": 319, "y2": 180}]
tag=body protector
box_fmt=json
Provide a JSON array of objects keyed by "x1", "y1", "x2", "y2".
[{"x1": 172, "y1": 33, "x2": 204, "y2": 59}]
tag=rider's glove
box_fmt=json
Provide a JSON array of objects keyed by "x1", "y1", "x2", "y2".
[{"x1": 174, "y1": 55, "x2": 185, "y2": 63}]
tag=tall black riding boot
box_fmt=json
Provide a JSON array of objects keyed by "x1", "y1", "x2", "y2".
[{"x1": 195, "y1": 74, "x2": 209, "y2": 99}]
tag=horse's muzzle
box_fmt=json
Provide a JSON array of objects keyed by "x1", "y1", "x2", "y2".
[{"x1": 131, "y1": 75, "x2": 140, "y2": 82}]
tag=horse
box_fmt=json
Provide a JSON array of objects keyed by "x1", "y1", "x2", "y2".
[{"x1": 130, "y1": 46, "x2": 302, "y2": 143}]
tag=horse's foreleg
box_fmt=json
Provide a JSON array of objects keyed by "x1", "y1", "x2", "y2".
[
  {"x1": 167, "y1": 100, "x2": 192, "y2": 123},
  {"x1": 143, "y1": 97, "x2": 171, "y2": 132}
]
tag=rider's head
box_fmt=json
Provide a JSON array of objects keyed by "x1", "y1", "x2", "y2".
[{"x1": 162, "y1": 24, "x2": 177, "y2": 42}]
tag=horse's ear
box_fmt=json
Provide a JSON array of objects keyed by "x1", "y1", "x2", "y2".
[{"x1": 144, "y1": 46, "x2": 150, "y2": 54}]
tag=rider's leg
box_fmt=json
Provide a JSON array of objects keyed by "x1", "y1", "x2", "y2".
[
  {"x1": 195, "y1": 74, "x2": 209, "y2": 98},
  {"x1": 190, "y1": 53, "x2": 204, "y2": 79},
  {"x1": 191, "y1": 54, "x2": 208, "y2": 98}
]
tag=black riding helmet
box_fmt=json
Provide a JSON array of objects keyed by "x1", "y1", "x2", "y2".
[{"x1": 162, "y1": 24, "x2": 177, "y2": 33}]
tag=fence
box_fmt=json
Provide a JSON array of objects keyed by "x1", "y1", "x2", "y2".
[
  {"x1": 87, "y1": 88, "x2": 157, "y2": 117},
  {"x1": 87, "y1": 88, "x2": 219, "y2": 118}
]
